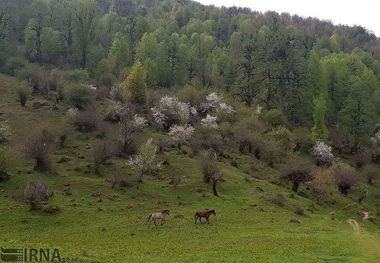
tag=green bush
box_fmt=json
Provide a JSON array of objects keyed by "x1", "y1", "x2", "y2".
[
  {"x1": 5, "y1": 57, "x2": 28, "y2": 75},
  {"x1": 267, "y1": 126, "x2": 295, "y2": 152},
  {"x1": 64, "y1": 69, "x2": 90, "y2": 83},
  {"x1": 334, "y1": 163, "x2": 358, "y2": 195},
  {"x1": 178, "y1": 84, "x2": 204, "y2": 106},
  {"x1": 190, "y1": 126, "x2": 223, "y2": 155},
  {"x1": 71, "y1": 110, "x2": 100, "y2": 132},
  {"x1": 293, "y1": 128, "x2": 313, "y2": 153},
  {"x1": 260, "y1": 109, "x2": 288, "y2": 127},
  {"x1": 16, "y1": 64, "x2": 42, "y2": 91},
  {"x1": 362, "y1": 164, "x2": 379, "y2": 184},
  {"x1": 17, "y1": 82, "x2": 30, "y2": 106},
  {"x1": 65, "y1": 84, "x2": 93, "y2": 109},
  {"x1": 0, "y1": 148, "x2": 10, "y2": 182}
]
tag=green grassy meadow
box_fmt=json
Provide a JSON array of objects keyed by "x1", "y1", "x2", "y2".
[{"x1": 0, "y1": 74, "x2": 380, "y2": 262}]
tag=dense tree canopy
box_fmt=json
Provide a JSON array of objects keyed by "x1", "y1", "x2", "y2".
[{"x1": 1, "y1": 0, "x2": 379, "y2": 152}]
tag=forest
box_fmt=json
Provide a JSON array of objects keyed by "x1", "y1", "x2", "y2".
[{"x1": 0, "y1": 0, "x2": 380, "y2": 262}]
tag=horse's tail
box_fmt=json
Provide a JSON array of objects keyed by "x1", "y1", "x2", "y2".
[{"x1": 147, "y1": 214, "x2": 152, "y2": 222}]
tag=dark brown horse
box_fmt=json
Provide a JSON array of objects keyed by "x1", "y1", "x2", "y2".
[{"x1": 194, "y1": 209, "x2": 216, "y2": 224}]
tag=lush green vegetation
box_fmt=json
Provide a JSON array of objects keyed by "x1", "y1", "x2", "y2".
[{"x1": 0, "y1": 0, "x2": 380, "y2": 262}]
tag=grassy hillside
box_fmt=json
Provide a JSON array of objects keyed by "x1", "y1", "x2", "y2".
[{"x1": 0, "y1": 74, "x2": 379, "y2": 263}]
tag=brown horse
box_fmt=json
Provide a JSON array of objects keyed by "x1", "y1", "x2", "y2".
[{"x1": 194, "y1": 209, "x2": 216, "y2": 224}]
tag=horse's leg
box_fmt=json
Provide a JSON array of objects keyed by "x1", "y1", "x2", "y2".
[
  {"x1": 207, "y1": 217, "x2": 210, "y2": 224},
  {"x1": 199, "y1": 217, "x2": 204, "y2": 224},
  {"x1": 195, "y1": 216, "x2": 198, "y2": 224},
  {"x1": 154, "y1": 220, "x2": 157, "y2": 227},
  {"x1": 161, "y1": 219, "x2": 165, "y2": 226}
]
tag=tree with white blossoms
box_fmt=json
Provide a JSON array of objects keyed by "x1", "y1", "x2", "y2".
[
  {"x1": 0, "y1": 123, "x2": 11, "y2": 145},
  {"x1": 312, "y1": 141, "x2": 334, "y2": 166},
  {"x1": 205, "y1": 92, "x2": 223, "y2": 109},
  {"x1": 120, "y1": 106, "x2": 147, "y2": 153},
  {"x1": 201, "y1": 92, "x2": 234, "y2": 116},
  {"x1": 151, "y1": 96, "x2": 191, "y2": 129},
  {"x1": 201, "y1": 114, "x2": 218, "y2": 129},
  {"x1": 374, "y1": 131, "x2": 380, "y2": 145},
  {"x1": 66, "y1": 108, "x2": 79, "y2": 117},
  {"x1": 169, "y1": 125, "x2": 195, "y2": 152},
  {"x1": 128, "y1": 138, "x2": 162, "y2": 182}
]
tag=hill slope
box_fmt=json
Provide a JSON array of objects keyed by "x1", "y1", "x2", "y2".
[{"x1": 0, "y1": 74, "x2": 379, "y2": 262}]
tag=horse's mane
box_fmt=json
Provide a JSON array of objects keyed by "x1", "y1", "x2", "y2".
[{"x1": 162, "y1": 209, "x2": 170, "y2": 213}]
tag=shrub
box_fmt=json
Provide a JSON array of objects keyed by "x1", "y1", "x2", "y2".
[
  {"x1": 178, "y1": 84, "x2": 204, "y2": 106},
  {"x1": 0, "y1": 148, "x2": 10, "y2": 182},
  {"x1": 262, "y1": 194, "x2": 285, "y2": 207},
  {"x1": 22, "y1": 129, "x2": 53, "y2": 171},
  {"x1": 128, "y1": 138, "x2": 162, "y2": 182},
  {"x1": 294, "y1": 207, "x2": 304, "y2": 216},
  {"x1": 57, "y1": 124, "x2": 74, "y2": 148},
  {"x1": 92, "y1": 139, "x2": 118, "y2": 174},
  {"x1": 23, "y1": 182, "x2": 53, "y2": 210},
  {"x1": 5, "y1": 56, "x2": 27, "y2": 75},
  {"x1": 312, "y1": 141, "x2": 334, "y2": 166},
  {"x1": 232, "y1": 117, "x2": 266, "y2": 154},
  {"x1": 260, "y1": 109, "x2": 287, "y2": 127},
  {"x1": 71, "y1": 110, "x2": 100, "y2": 132},
  {"x1": 362, "y1": 164, "x2": 379, "y2": 184},
  {"x1": 65, "y1": 84, "x2": 93, "y2": 110},
  {"x1": 110, "y1": 85, "x2": 126, "y2": 103},
  {"x1": 309, "y1": 167, "x2": 335, "y2": 198},
  {"x1": 158, "y1": 136, "x2": 170, "y2": 154},
  {"x1": 64, "y1": 69, "x2": 90, "y2": 83},
  {"x1": 352, "y1": 152, "x2": 371, "y2": 168},
  {"x1": 16, "y1": 64, "x2": 41, "y2": 91},
  {"x1": 334, "y1": 163, "x2": 358, "y2": 195},
  {"x1": 17, "y1": 82, "x2": 30, "y2": 106},
  {"x1": 260, "y1": 138, "x2": 286, "y2": 166},
  {"x1": 283, "y1": 157, "x2": 315, "y2": 192},
  {"x1": 293, "y1": 127, "x2": 313, "y2": 153},
  {"x1": 190, "y1": 126, "x2": 223, "y2": 155},
  {"x1": 48, "y1": 69, "x2": 63, "y2": 91},
  {"x1": 267, "y1": 126, "x2": 295, "y2": 152},
  {"x1": 0, "y1": 123, "x2": 11, "y2": 145},
  {"x1": 104, "y1": 101, "x2": 125, "y2": 122},
  {"x1": 169, "y1": 174, "x2": 182, "y2": 187}
]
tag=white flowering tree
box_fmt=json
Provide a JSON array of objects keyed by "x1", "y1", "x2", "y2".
[
  {"x1": 0, "y1": 123, "x2": 11, "y2": 145},
  {"x1": 120, "y1": 106, "x2": 147, "y2": 153},
  {"x1": 151, "y1": 96, "x2": 191, "y2": 129},
  {"x1": 312, "y1": 141, "x2": 334, "y2": 166},
  {"x1": 205, "y1": 92, "x2": 223, "y2": 109},
  {"x1": 104, "y1": 101, "x2": 127, "y2": 122},
  {"x1": 169, "y1": 125, "x2": 195, "y2": 152},
  {"x1": 201, "y1": 114, "x2": 218, "y2": 129},
  {"x1": 128, "y1": 139, "x2": 162, "y2": 182},
  {"x1": 374, "y1": 131, "x2": 380, "y2": 145},
  {"x1": 255, "y1": 104, "x2": 263, "y2": 116},
  {"x1": 201, "y1": 92, "x2": 235, "y2": 117}
]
